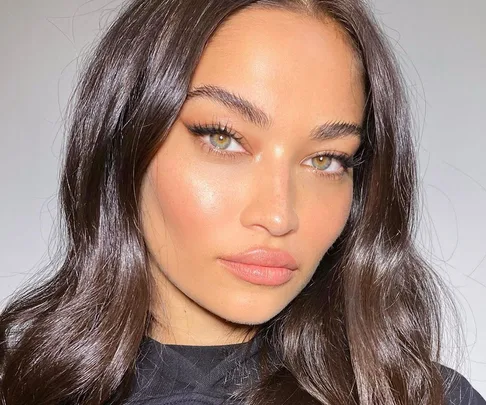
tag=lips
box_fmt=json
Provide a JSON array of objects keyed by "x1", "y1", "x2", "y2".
[{"x1": 219, "y1": 247, "x2": 298, "y2": 270}]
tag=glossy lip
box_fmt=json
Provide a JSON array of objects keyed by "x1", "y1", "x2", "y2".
[
  {"x1": 219, "y1": 247, "x2": 298, "y2": 270},
  {"x1": 218, "y1": 259, "x2": 294, "y2": 286}
]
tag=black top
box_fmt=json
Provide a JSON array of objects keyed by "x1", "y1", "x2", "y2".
[{"x1": 124, "y1": 336, "x2": 485, "y2": 405}]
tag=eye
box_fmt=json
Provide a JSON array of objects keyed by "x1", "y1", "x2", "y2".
[
  {"x1": 186, "y1": 121, "x2": 361, "y2": 179},
  {"x1": 302, "y1": 151, "x2": 357, "y2": 179},
  {"x1": 309, "y1": 155, "x2": 333, "y2": 170},
  {"x1": 186, "y1": 122, "x2": 247, "y2": 155},
  {"x1": 206, "y1": 132, "x2": 245, "y2": 152}
]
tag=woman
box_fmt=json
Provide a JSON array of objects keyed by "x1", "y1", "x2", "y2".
[{"x1": 0, "y1": 0, "x2": 484, "y2": 404}]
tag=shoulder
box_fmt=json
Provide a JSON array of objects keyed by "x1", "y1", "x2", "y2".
[{"x1": 439, "y1": 364, "x2": 486, "y2": 405}]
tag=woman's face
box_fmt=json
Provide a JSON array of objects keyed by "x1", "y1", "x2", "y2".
[{"x1": 140, "y1": 7, "x2": 365, "y2": 344}]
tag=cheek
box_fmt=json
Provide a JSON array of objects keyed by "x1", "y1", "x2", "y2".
[
  {"x1": 299, "y1": 180, "x2": 353, "y2": 256},
  {"x1": 142, "y1": 155, "x2": 242, "y2": 251}
]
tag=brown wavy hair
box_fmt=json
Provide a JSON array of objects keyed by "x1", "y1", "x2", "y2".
[{"x1": 0, "y1": 0, "x2": 460, "y2": 404}]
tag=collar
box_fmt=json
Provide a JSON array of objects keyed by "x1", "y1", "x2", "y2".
[{"x1": 125, "y1": 336, "x2": 261, "y2": 404}]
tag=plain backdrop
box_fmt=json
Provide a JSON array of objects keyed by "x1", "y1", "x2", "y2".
[{"x1": 1, "y1": 0, "x2": 485, "y2": 397}]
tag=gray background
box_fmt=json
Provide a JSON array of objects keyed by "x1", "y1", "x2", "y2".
[{"x1": 1, "y1": 0, "x2": 485, "y2": 397}]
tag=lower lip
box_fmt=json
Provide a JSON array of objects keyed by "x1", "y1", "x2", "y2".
[{"x1": 218, "y1": 259, "x2": 294, "y2": 286}]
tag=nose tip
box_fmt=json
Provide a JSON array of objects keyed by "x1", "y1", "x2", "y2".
[
  {"x1": 246, "y1": 211, "x2": 298, "y2": 237},
  {"x1": 264, "y1": 211, "x2": 298, "y2": 237},
  {"x1": 239, "y1": 168, "x2": 299, "y2": 237}
]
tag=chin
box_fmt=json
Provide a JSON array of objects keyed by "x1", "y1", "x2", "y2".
[{"x1": 213, "y1": 297, "x2": 292, "y2": 326}]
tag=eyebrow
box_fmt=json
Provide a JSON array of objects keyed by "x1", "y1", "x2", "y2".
[{"x1": 185, "y1": 84, "x2": 363, "y2": 140}]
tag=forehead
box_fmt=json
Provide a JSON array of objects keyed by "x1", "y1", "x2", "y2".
[{"x1": 189, "y1": 7, "x2": 365, "y2": 127}]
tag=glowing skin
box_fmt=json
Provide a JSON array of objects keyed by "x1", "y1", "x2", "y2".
[{"x1": 140, "y1": 7, "x2": 365, "y2": 345}]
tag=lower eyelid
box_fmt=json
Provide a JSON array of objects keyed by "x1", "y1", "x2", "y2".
[{"x1": 308, "y1": 166, "x2": 347, "y2": 180}]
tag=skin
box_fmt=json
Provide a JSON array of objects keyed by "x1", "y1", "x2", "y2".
[{"x1": 140, "y1": 7, "x2": 365, "y2": 345}]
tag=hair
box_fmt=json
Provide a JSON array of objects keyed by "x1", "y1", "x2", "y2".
[{"x1": 0, "y1": 0, "x2": 461, "y2": 404}]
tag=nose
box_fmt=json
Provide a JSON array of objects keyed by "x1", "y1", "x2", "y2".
[{"x1": 239, "y1": 160, "x2": 299, "y2": 237}]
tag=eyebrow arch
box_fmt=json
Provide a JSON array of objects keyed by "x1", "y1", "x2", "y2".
[
  {"x1": 186, "y1": 85, "x2": 272, "y2": 129},
  {"x1": 185, "y1": 84, "x2": 363, "y2": 140},
  {"x1": 310, "y1": 121, "x2": 363, "y2": 141}
]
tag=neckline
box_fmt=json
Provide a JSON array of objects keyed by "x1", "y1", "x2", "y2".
[
  {"x1": 134, "y1": 333, "x2": 262, "y2": 396},
  {"x1": 143, "y1": 335, "x2": 257, "y2": 350}
]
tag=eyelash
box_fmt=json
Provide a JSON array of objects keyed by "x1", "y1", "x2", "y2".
[{"x1": 186, "y1": 122, "x2": 360, "y2": 180}]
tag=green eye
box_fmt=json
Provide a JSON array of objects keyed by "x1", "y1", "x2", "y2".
[
  {"x1": 188, "y1": 122, "x2": 358, "y2": 179},
  {"x1": 209, "y1": 133, "x2": 232, "y2": 149},
  {"x1": 311, "y1": 155, "x2": 332, "y2": 170}
]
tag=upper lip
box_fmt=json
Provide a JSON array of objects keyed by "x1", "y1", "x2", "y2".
[{"x1": 220, "y1": 247, "x2": 298, "y2": 270}]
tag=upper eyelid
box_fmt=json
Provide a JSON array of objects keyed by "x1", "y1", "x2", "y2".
[
  {"x1": 187, "y1": 122, "x2": 248, "y2": 148},
  {"x1": 188, "y1": 122, "x2": 240, "y2": 136}
]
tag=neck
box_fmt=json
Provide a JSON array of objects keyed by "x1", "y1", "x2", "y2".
[{"x1": 148, "y1": 315, "x2": 256, "y2": 346}]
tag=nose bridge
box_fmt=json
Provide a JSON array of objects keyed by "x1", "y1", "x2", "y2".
[{"x1": 240, "y1": 156, "x2": 299, "y2": 236}]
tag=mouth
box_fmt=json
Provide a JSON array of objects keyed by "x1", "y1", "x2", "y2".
[
  {"x1": 219, "y1": 247, "x2": 298, "y2": 270},
  {"x1": 218, "y1": 259, "x2": 295, "y2": 286},
  {"x1": 218, "y1": 247, "x2": 298, "y2": 286}
]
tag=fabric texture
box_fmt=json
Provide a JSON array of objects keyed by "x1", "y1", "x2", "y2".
[
  {"x1": 124, "y1": 336, "x2": 259, "y2": 404},
  {"x1": 123, "y1": 336, "x2": 485, "y2": 405}
]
